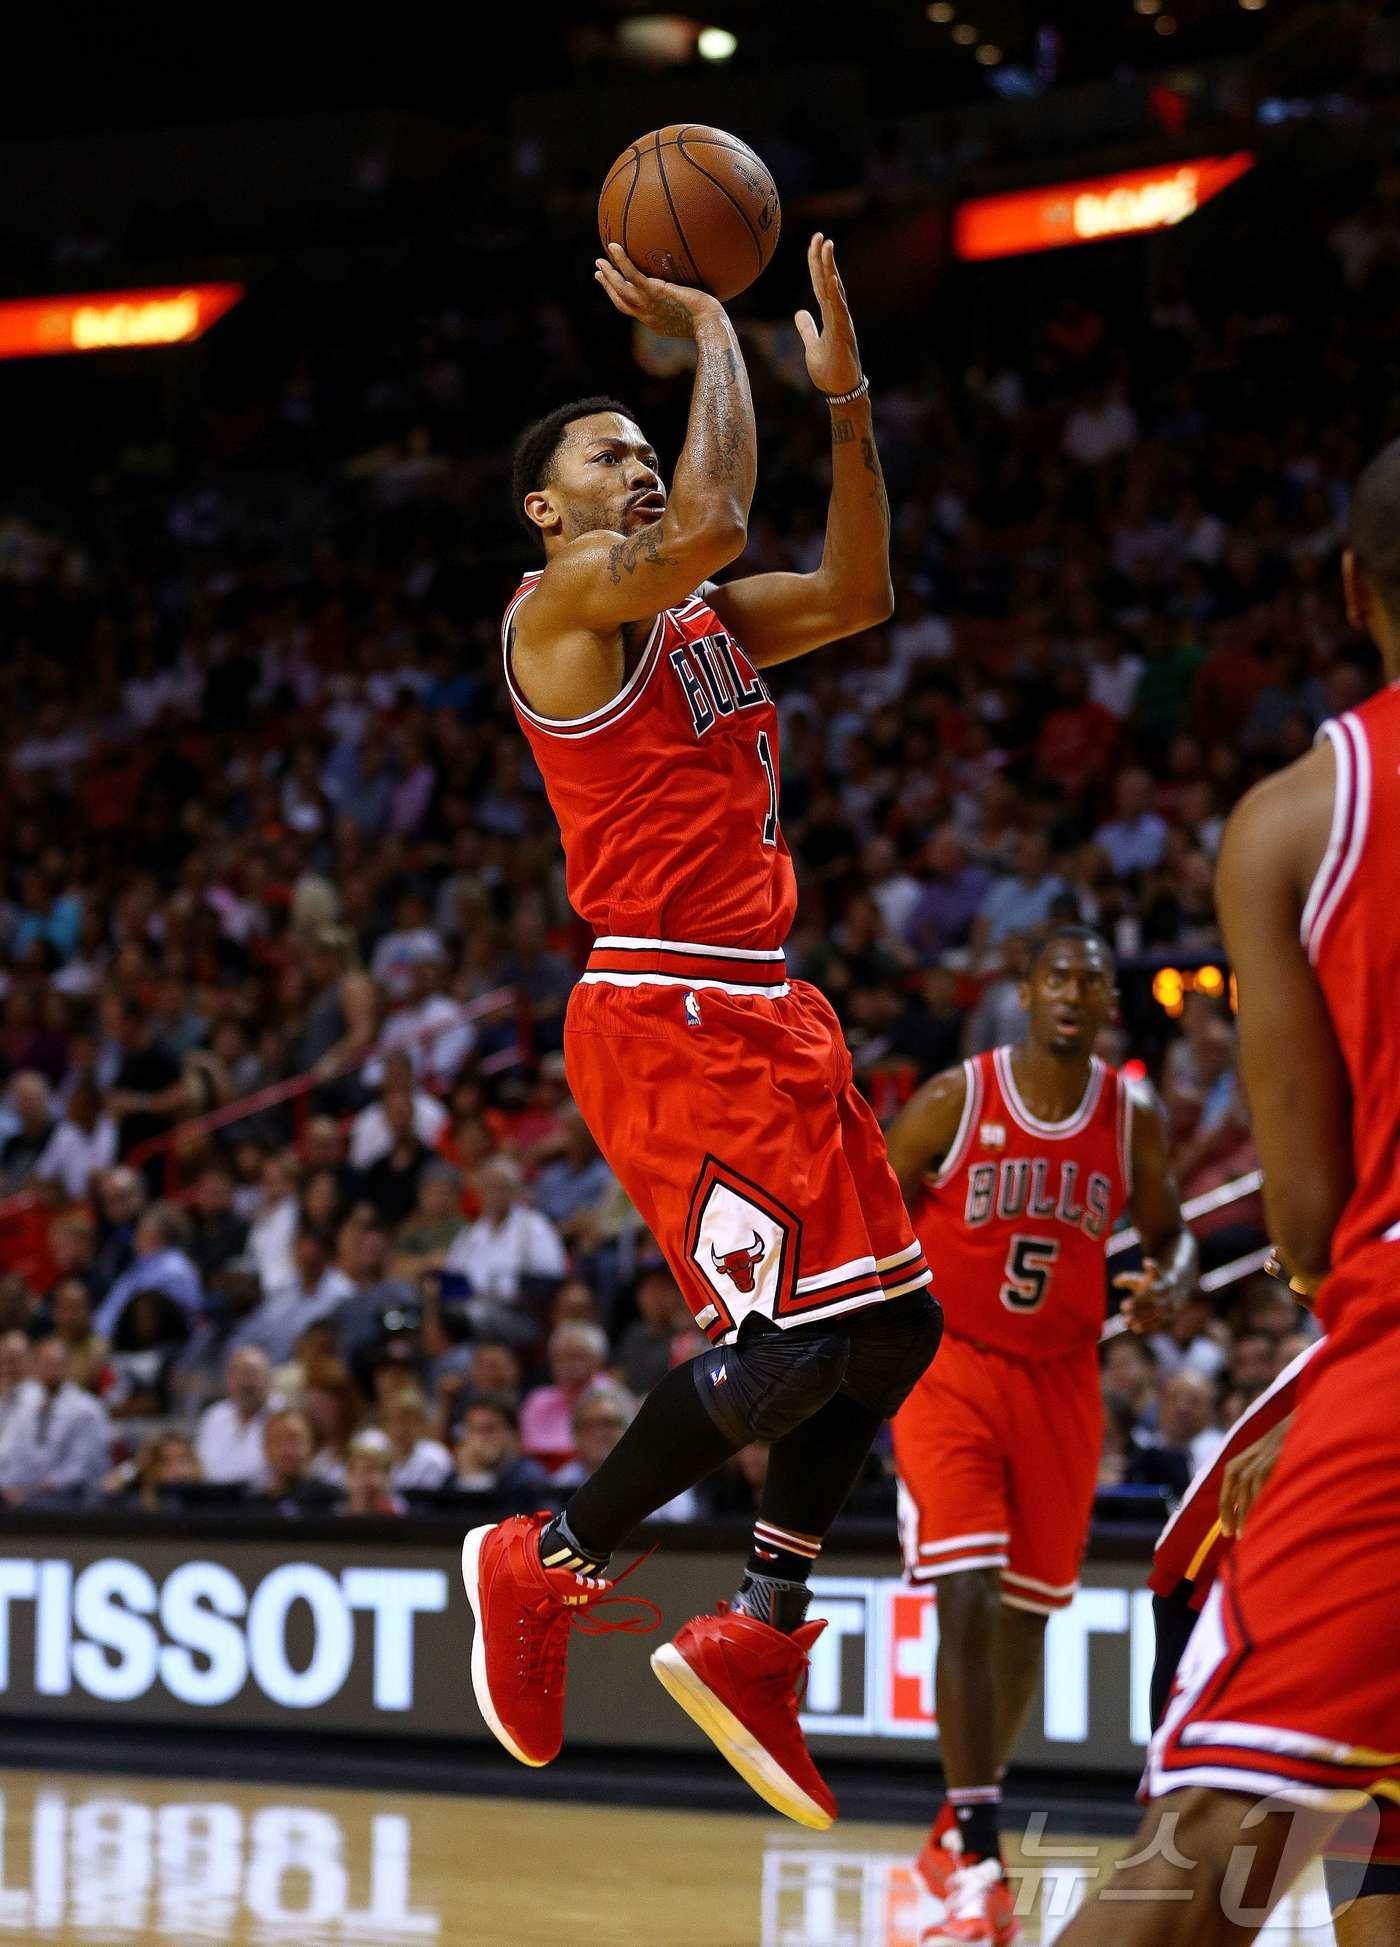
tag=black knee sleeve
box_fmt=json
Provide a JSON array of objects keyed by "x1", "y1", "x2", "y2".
[
  {"x1": 692, "y1": 1327, "x2": 850, "y2": 1446},
  {"x1": 841, "y1": 1289, "x2": 943, "y2": 1417}
]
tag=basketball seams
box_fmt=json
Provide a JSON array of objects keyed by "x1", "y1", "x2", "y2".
[
  {"x1": 675, "y1": 129, "x2": 765, "y2": 269},
  {"x1": 652, "y1": 128, "x2": 704, "y2": 286},
  {"x1": 619, "y1": 145, "x2": 642, "y2": 253}
]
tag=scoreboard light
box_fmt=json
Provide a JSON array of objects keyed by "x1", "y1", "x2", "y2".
[
  {"x1": 954, "y1": 153, "x2": 1254, "y2": 261},
  {"x1": 1151, "y1": 964, "x2": 1238, "y2": 1019},
  {"x1": 0, "y1": 283, "x2": 244, "y2": 361}
]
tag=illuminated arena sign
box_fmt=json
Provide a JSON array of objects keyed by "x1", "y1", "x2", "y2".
[
  {"x1": 0, "y1": 283, "x2": 244, "y2": 360},
  {"x1": 954, "y1": 154, "x2": 1255, "y2": 261}
]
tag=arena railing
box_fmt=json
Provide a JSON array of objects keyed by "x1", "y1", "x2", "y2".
[
  {"x1": 1104, "y1": 1167, "x2": 1269, "y2": 1316},
  {"x1": 0, "y1": 983, "x2": 523, "y2": 1228}
]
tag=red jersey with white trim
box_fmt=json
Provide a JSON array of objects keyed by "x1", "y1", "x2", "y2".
[
  {"x1": 1148, "y1": 1336, "x2": 1322, "y2": 1607},
  {"x1": 913, "y1": 1046, "x2": 1132, "y2": 1360},
  {"x1": 1301, "y1": 685, "x2": 1400, "y2": 1323},
  {"x1": 502, "y1": 573, "x2": 797, "y2": 949}
]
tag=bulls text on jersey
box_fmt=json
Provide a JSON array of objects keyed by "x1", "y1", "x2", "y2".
[
  {"x1": 669, "y1": 630, "x2": 769, "y2": 737},
  {"x1": 964, "y1": 1157, "x2": 1113, "y2": 1241}
]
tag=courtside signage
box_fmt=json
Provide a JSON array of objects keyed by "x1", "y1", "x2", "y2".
[
  {"x1": 954, "y1": 155, "x2": 1254, "y2": 261},
  {"x1": 0, "y1": 284, "x2": 243, "y2": 359}
]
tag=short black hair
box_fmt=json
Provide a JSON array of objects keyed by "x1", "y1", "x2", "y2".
[
  {"x1": 1348, "y1": 436, "x2": 1400, "y2": 605},
  {"x1": 462, "y1": 1390, "x2": 519, "y2": 1432},
  {"x1": 1030, "y1": 923, "x2": 1116, "y2": 977},
  {"x1": 510, "y1": 395, "x2": 637, "y2": 542}
]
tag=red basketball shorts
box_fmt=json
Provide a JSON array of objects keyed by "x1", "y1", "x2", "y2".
[
  {"x1": 1147, "y1": 1250, "x2": 1400, "y2": 1816},
  {"x1": 564, "y1": 948, "x2": 931, "y2": 1346},
  {"x1": 891, "y1": 1328, "x2": 1101, "y2": 1613}
]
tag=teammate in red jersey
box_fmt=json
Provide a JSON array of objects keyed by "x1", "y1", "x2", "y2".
[
  {"x1": 887, "y1": 925, "x2": 1194, "y2": 1945},
  {"x1": 463, "y1": 237, "x2": 940, "y2": 1829},
  {"x1": 1060, "y1": 440, "x2": 1400, "y2": 1942},
  {"x1": 1147, "y1": 1273, "x2": 1400, "y2": 1941}
]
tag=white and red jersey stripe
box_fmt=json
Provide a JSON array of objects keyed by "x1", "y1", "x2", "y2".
[
  {"x1": 502, "y1": 573, "x2": 797, "y2": 952},
  {"x1": 1303, "y1": 684, "x2": 1400, "y2": 1317}
]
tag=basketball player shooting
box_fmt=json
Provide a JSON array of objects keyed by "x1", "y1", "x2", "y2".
[
  {"x1": 885, "y1": 925, "x2": 1194, "y2": 1943},
  {"x1": 1058, "y1": 440, "x2": 1400, "y2": 1943},
  {"x1": 461, "y1": 235, "x2": 941, "y2": 1830}
]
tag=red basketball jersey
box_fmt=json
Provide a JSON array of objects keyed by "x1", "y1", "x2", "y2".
[
  {"x1": 1302, "y1": 684, "x2": 1400, "y2": 1326},
  {"x1": 913, "y1": 1047, "x2": 1133, "y2": 1360},
  {"x1": 502, "y1": 573, "x2": 797, "y2": 949}
]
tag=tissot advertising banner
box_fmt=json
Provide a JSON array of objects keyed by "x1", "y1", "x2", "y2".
[{"x1": 0, "y1": 1537, "x2": 1149, "y2": 1776}]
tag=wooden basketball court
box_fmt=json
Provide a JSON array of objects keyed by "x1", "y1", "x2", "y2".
[{"x1": 0, "y1": 1767, "x2": 1338, "y2": 1943}]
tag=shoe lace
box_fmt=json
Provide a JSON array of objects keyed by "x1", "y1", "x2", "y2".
[
  {"x1": 945, "y1": 1858, "x2": 1005, "y2": 1921},
  {"x1": 520, "y1": 1546, "x2": 661, "y2": 1693}
]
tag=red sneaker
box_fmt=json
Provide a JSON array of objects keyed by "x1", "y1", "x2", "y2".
[
  {"x1": 917, "y1": 1801, "x2": 962, "y2": 1901},
  {"x1": 462, "y1": 1515, "x2": 657, "y2": 1768},
  {"x1": 650, "y1": 1603, "x2": 836, "y2": 1830},
  {"x1": 920, "y1": 1858, "x2": 1022, "y2": 1946}
]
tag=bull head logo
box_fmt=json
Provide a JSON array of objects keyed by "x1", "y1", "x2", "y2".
[{"x1": 710, "y1": 1230, "x2": 766, "y2": 1293}]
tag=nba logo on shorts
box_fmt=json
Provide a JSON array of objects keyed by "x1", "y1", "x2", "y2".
[{"x1": 684, "y1": 990, "x2": 702, "y2": 1028}]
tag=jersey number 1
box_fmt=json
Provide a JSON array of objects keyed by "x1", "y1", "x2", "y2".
[
  {"x1": 756, "y1": 731, "x2": 778, "y2": 847},
  {"x1": 1000, "y1": 1234, "x2": 1059, "y2": 1313}
]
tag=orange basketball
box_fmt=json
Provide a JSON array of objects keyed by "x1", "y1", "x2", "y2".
[{"x1": 598, "y1": 126, "x2": 781, "y2": 304}]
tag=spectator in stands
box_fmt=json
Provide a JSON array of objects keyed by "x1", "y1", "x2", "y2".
[
  {"x1": 297, "y1": 925, "x2": 377, "y2": 1084},
  {"x1": 195, "y1": 1346, "x2": 276, "y2": 1485},
  {"x1": 550, "y1": 1378, "x2": 700, "y2": 1518},
  {"x1": 252, "y1": 1407, "x2": 339, "y2": 1512},
  {"x1": 382, "y1": 1384, "x2": 453, "y2": 1491},
  {"x1": 520, "y1": 1321, "x2": 609, "y2": 1470},
  {"x1": 462, "y1": 1340, "x2": 523, "y2": 1416},
  {"x1": 355, "y1": 1085, "x2": 431, "y2": 1227},
  {"x1": 1156, "y1": 1369, "x2": 1224, "y2": 1476},
  {"x1": 0, "y1": 1331, "x2": 31, "y2": 1473},
  {"x1": 333, "y1": 1212, "x2": 421, "y2": 1373},
  {"x1": 613, "y1": 1268, "x2": 692, "y2": 1397},
  {"x1": 106, "y1": 1288, "x2": 189, "y2": 1419},
  {"x1": 531, "y1": 1109, "x2": 622, "y2": 1271},
  {"x1": 302, "y1": 1358, "x2": 364, "y2": 1488},
  {"x1": 349, "y1": 1049, "x2": 448, "y2": 1169},
  {"x1": 106, "y1": 997, "x2": 184, "y2": 1188},
  {"x1": 903, "y1": 827, "x2": 992, "y2": 963},
  {"x1": 124, "y1": 1429, "x2": 202, "y2": 1510},
  {"x1": 92, "y1": 1202, "x2": 202, "y2": 1339},
  {"x1": 0, "y1": 1073, "x2": 55, "y2": 1193},
  {"x1": 185, "y1": 1164, "x2": 250, "y2": 1284},
  {"x1": 705, "y1": 1440, "x2": 770, "y2": 1516},
  {"x1": 390, "y1": 1163, "x2": 466, "y2": 1281},
  {"x1": 1101, "y1": 1332, "x2": 1159, "y2": 1437},
  {"x1": 340, "y1": 1428, "x2": 405, "y2": 1517},
  {"x1": 91, "y1": 1168, "x2": 145, "y2": 1295},
  {"x1": 1150, "y1": 1289, "x2": 1227, "y2": 1385},
  {"x1": 370, "y1": 941, "x2": 475, "y2": 1093},
  {"x1": 1227, "y1": 1330, "x2": 1277, "y2": 1403},
  {"x1": 971, "y1": 832, "x2": 1067, "y2": 959},
  {"x1": 442, "y1": 1156, "x2": 567, "y2": 1303},
  {"x1": 45, "y1": 1214, "x2": 101, "y2": 1305},
  {"x1": 32, "y1": 1078, "x2": 116, "y2": 1202},
  {"x1": 237, "y1": 1226, "x2": 350, "y2": 1366},
  {"x1": 247, "y1": 1153, "x2": 301, "y2": 1297},
  {"x1": 496, "y1": 906, "x2": 574, "y2": 1055},
  {"x1": 1093, "y1": 767, "x2": 1170, "y2": 881},
  {"x1": 0, "y1": 1337, "x2": 110, "y2": 1504},
  {"x1": 42, "y1": 1277, "x2": 110, "y2": 1394},
  {"x1": 452, "y1": 1393, "x2": 551, "y2": 1503}
]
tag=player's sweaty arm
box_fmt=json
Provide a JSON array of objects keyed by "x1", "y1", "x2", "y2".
[
  {"x1": 1114, "y1": 1090, "x2": 1197, "y2": 1332},
  {"x1": 1215, "y1": 743, "x2": 1354, "y2": 1285},
  {"x1": 704, "y1": 234, "x2": 893, "y2": 667},
  {"x1": 532, "y1": 248, "x2": 755, "y2": 654},
  {"x1": 884, "y1": 1065, "x2": 968, "y2": 1208}
]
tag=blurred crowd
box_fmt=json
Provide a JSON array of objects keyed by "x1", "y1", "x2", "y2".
[{"x1": 1, "y1": 146, "x2": 1388, "y2": 1524}]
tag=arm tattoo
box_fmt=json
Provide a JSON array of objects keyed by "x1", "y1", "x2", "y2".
[
  {"x1": 701, "y1": 340, "x2": 745, "y2": 480},
  {"x1": 831, "y1": 417, "x2": 856, "y2": 447},
  {"x1": 606, "y1": 522, "x2": 681, "y2": 585},
  {"x1": 860, "y1": 435, "x2": 890, "y2": 536}
]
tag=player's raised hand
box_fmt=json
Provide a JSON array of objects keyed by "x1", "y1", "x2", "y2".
[
  {"x1": 594, "y1": 242, "x2": 724, "y2": 338},
  {"x1": 1219, "y1": 1415, "x2": 1291, "y2": 1537},
  {"x1": 794, "y1": 234, "x2": 863, "y2": 398},
  {"x1": 1112, "y1": 1259, "x2": 1167, "y2": 1335}
]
